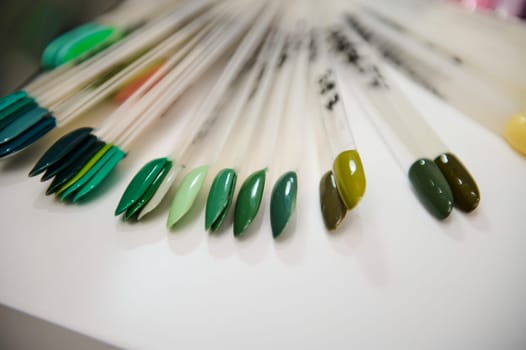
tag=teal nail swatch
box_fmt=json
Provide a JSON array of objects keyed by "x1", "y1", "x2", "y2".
[
  {"x1": 0, "y1": 116, "x2": 56, "y2": 158},
  {"x1": 73, "y1": 146, "x2": 126, "y2": 202}
]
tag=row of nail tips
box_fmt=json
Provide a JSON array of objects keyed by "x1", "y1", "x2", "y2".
[
  {"x1": 115, "y1": 3, "x2": 279, "y2": 227},
  {"x1": 27, "y1": 2, "x2": 254, "y2": 202},
  {"x1": 344, "y1": 12, "x2": 526, "y2": 156},
  {"x1": 0, "y1": 1, "x2": 213, "y2": 158},
  {"x1": 327, "y1": 23, "x2": 480, "y2": 219}
]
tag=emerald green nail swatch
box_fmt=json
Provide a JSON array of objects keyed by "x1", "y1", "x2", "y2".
[
  {"x1": 408, "y1": 158, "x2": 454, "y2": 220},
  {"x1": 167, "y1": 165, "x2": 209, "y2": 228},
  {"x1": 270, "y1": 171, "x2": 297, "y2": 238},
  {"x1": 115, "y1": 157, "x2": 169, "y2": 215},
  {"x1": 205, "y1": 168, "x2": 237, "y2": 232},
  {"x1": 73, "y1": 146, "x2": 126, "y2": 202},
  {"x1": 319, "y1": 170, "x2": 347, "y2": 230},
  {"x1": 124, "y1": 160, "x2": 173, "y2": 220},
  {"x1": 434, "y1": 153, "x2": 480, "y2": 213},
  {"x1": 233, "y1": 168, "x2": 266, "y2": 237},
  {"x1": 30, "y1": 127, "x2": 93, "y2": 176}
]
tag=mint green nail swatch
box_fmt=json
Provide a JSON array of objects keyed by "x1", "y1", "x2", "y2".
[{"x1": 167, "y1": 165, "x2": 209, "y2": 228}]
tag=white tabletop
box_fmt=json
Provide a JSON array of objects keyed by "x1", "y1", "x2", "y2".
[{"x1": 1, "y1": 68, "x2": 525, "y2": 350}]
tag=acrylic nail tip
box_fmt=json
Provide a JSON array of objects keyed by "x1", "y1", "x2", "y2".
[
  {"x1": 0, "y1": 91, "x2": 28, "y2": 113},
  {"x1": 409, "y1": 159, "x2": 454, "y2": 220},
  {"x1": 434, "y1": 153, "x2": 480, "y2": 212},
  {"x1": 167, "y1": 165, "x2": 209, "y2": 228},
  {"x1": 504, "y1": 113, "x2": 526, "y2": 156},
  {"x1": 0, "y1": 116, "x2": 56, "y2": 158},
  {"x1": 319, "y1": 171, "x2": 347, "y2": 230},
  {"x1": 115, "y1": 157, "x2": 169, "y2": 215},
  {"x1": 30, "y1": 127, "x2": 93, "y2": 176},
  {"x1": 332, "y1": 150, "x2": 366, "y2": 210},
  {"x1": 41, "y1": 134, "x2": 99, "y2": 181},
  {"x1": 0, "y1": 107, "x2": 49, "y2": 143},
  {"x1": 57, "y1": 143, "x2": 112, "y2": 199},
  {"x1": 270, "y1": 171, "x2": 297, "y2": 238},
  {"x1": 233, "y1": 169, "x2": 266, "y2": 237},
  {"x1": 137, "y1": 165, "x2": 182, "y2": 220},
  {"x1": 205, "y1": 168, "x2": 237, "y2": 231},
  {"x1": 123, "y1": 160, "x2": 172, "y2": 220},
  {"x1": 73, "y1": 146, "x2": 126, "y2": 202},
  {"x1": 0, "y1": 99, "x2": 37, "y2": 129}
]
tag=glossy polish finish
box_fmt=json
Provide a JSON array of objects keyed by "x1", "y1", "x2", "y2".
[
  {"x1": 233, "y1": 169, "x2": 266, "y2": 237},
  {"x1": 332, "y1": 150, "x2": 366, "y2": 210},
  {"x1": 205, "y1": 168, "x2": 237, "y2": 232},
  {"x1": 44, "y1": 140, "x2": 105, "y2": 194},
  {"x1": 504, "y1": 113, "x2": 526, "y2": 156},
  {"x1": 124, "y1": 161, "x2": 173, "y2": 220},
  {"x1": 0, "y1": 107, "x2": 49, "y2": 143},
  {"x1": 270, "y1": 171, "x2": 297, "y2": 238},
  {"x1": 409, "y1": 158, "x2": 454, "y2": 220},
  {"x1": 73, "y1": 146, "x2": 126, "y2": 202},
  {"x1": 57, "y1": 144, "x2": 112, "y2": 199},
  {"x1": 115, "y1": 157, "x2": 169, "y2": 215},
  {"x1": 0, "y1": 99, "x2": 37, "y2": 129},
  {"x1": 0, "y1": 116, "x2": 56, "y2": 158},
  {"x1": 434, "y1": 153, "x2": 480, "y2": 212},
  {"x1": 0, "y1": 91, "x2": 28, "y2": 113},
  {"x1": 167, "y1": 165, "x2": 209, "y2": 228},
  {"x1": 319, "y1": 171, "x2": 347, "y2": 230},
  {"x1": 41, "y1": 134, "x2": 99, "y2": 181},
  {"x1": 30, "y1": 127, "x2": 93, "y2": 176}
]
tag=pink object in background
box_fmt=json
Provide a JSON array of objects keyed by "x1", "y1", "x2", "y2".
[{"x1": 451, "y1": 0, "x2": 526, "y2": 18}]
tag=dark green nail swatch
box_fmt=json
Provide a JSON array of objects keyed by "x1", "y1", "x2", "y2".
[
  {"x1": 434, "y1": 153, "x2": 480, "y2": 213},
  {"x1": 205, "y1": 168, "x2": 237, "y2": 232},
  {"x1": 45, "y1": 140, "x2": 106, "y2": 195},
  {"x1": 270, "y1": 171, "x2": 297, "y2": 238},
  {"x1": 115, "y1": 157, "x2": 169, "y2": 215},
  {"x1": 233, "y1": 169, "x2": 266, "y2": 237},
  {"x1": 319, "y1": 170, "x2": 347, "y2": 230},
  {"x1": 408, "y1": 158, "x2": 454, "y2": 220},
  {"x1": 41, "y1": 134, "x2": 98, "y2": 181},
  {"x1": 30, "y1": 127, "x2": 93, "y2": 176}
]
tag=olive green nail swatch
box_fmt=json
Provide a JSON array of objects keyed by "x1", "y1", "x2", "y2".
[
  {"x1": 270, "y1": 171, "x2": 297, "y2": 238},
  {"x1": 205, "y1": 168, "x2": 237, "y2": 232},
  {"x1": 319, "y1": 170, "x2": 347, "y2": 230},
  {"x1": 233, "y1": 168, "x2": 266, "y2": 237},
  {"x1": 434, "y1": 153, "x2": 480, "y2": 213},
  {"x1": 408, "y1": 158, "x2": 454, "y2": 220}
]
